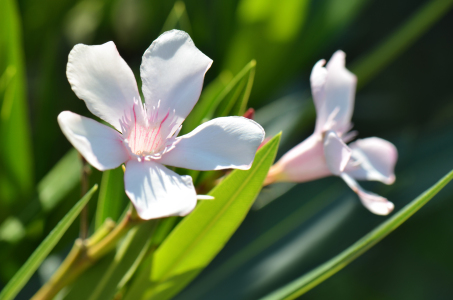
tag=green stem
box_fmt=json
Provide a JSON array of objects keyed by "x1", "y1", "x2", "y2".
[{"x1": 31, "y1": 208, "x2": 143, "y2": 300}]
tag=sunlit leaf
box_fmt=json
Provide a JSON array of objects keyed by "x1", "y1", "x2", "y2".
[
  {"x1": 123, "y1": 133, "x2": 281, "y2": 300},
  {"x1": 181, "y1": 184, "x2": 343, "y2": 299},
  {"x1": 0, "y1": 185, "x2": 98, "y2": 300},
  {"x1": 78, "y1": 221, "x2": 158, "y2": 300},
  {"x1": 214, "y1": 59, "x2": 256, "y2": 117},
  {"x1": 261, "y1": 170, "x2": 453, "y2": 300},
  {"x1": 180, "y1": 71, "x2": 232, "y2": 135},
  {"x1": 181, "y1": 60, "x2": 256, "y2": 136},
  {"x1": 95, "y1": 166, "x2": 127, "y2": 229},
  {"x1": 0, "y1": 0, "x2": 34, "y2": 201}
]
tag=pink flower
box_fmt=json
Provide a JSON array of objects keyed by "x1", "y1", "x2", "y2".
[
  {"x1": 58, "y1": 30, "x2": 264, "y2": 220},
  {"x1": 265, "y1": 51, "x2": 397, "y2": 215}
]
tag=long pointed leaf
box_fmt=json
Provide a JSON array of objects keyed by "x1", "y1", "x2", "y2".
[
  {"x1": 0, "y1": 149, "x2": 82, "y2": 244},
  {"x1": 124, "y1": 133, "x2": 281, "y2": 300},
  {"x1": 0, "y1": 0, "x2": 34, "y2": 201},
  {"x1": 351, "y1": 0, "x2": 453, "y2": 88},
  {"x1": 95, "y1": 166, "x2": 127, "y2": 229},
  {"x1": 261, "y1": 170, "x2": 453, "y2": 300},
  {"x1": 0, "y1": 185, "x2": 98, "y2": 300}
]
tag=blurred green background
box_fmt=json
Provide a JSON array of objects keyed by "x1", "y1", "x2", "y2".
[{"x1": 1, "y1": 0, "x2": 453, "y2": 299}]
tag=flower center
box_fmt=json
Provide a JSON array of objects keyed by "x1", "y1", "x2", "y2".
[
  {"x1": 121, "y1": 99, "x2": 180, "y2": 159},
  {"x1": 127, "y1": 112, "x2": 169, "y2": 156}
]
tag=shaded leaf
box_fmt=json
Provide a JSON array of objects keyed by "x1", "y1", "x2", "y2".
[
  {"x1": 0, "y1": 185, "x2": 98, "y2": 300},
  {"x1": 261, "y1": 170, "x2": 453, "y2": 300}
]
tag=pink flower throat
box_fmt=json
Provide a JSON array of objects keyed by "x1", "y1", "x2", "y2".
[{"x1": 120, "y1": 99, "x2": 179, "y2": 159}]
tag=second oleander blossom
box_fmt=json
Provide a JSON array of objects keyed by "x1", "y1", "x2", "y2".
[
  {"x1": 265, "y1": 51, "x2": 397, "y2": 215},
  {"x1": 58, "y1": 30, "x2": 265, "y2": 220}
]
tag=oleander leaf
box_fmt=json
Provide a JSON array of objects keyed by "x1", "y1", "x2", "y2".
[
  {"x1": 261, "y1": 170, "x2": 453, "y2": 300},
  {"x1": 0, "y1": 185, "x2": 98, "y2": 300},
  {"x1": 123, "y1": 133, "x2": 281, "y2": 300}
]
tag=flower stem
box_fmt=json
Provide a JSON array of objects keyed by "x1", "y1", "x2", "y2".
[
  {"x1": 31, "y1": 207, "x2": 143, "y2": 300},
  {"x1": 79, "y1": 155, "x2": 90, "y2": 240}
]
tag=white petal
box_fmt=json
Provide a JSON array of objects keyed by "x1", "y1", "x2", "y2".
[
  {"x1": 321, "y1": 50, "x2": 357, "y2": 134},
  {"x1": 341, "y1": 173, "x2": 394, "y2": 215},
  {"x1": 323, "y1": 131, "x2": 352, "y2": 175},
  {"x1": 67, "y1": 42, "x2": 141, "y2": 132},
  {"x1": 345, "y1": 137, "x2": 397, "y2": 184},
  {"x1": 140, "y1": 30, "x2": 213, "y2": 127},
  {"x1": 197, "y1": 195, "x2": 215, "y2": 200},
  {"x1": 58, "y1": 111, "x2": 130, "y2": 171},
  {"x1": 265, "y1": 133, "x2": 331, "y2": 184},
  {"x1": 124, "y1": 160, "x2": 197, "y2": 220},
  {"x1": 310, "y1": 59, "x2": 328, "y2": 133},
  {"x1": 158, "y1": 117, "x2": 265, "y2": 171}
]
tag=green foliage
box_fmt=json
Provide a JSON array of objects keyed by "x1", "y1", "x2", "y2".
[
  {"x1": 351, "y1": 0, "x2": 453, "y2": 88},
  {"x1": 261, "y1": 170, "x2": 453, "y2": 299},
  {"x1": 95, "y1": 166, "x2": 128, "y2": 229},
  {"x1": 0, "y1": 149, "x2": 81, "y2": 244},
  {"x1": 0, "y1": 0, "x2": 34, "y2": 202},
  {"x1": 0, "y1": 185, "x2": 98, "y2": 300},
  {"x1": 123, "y1": 133, "x2": 281, "y2": 300},
  {"x1": 62, "y1": 220, "x2": 158, "y2": 300},
  {"x1": 181, "y1": 60, "x2": 256, "y2": 135},
  {"x1": 2, "y1": 0, "x2": 453, "y2": 299}
]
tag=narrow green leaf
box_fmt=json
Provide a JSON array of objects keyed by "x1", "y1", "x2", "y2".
[
  {"x1": 180, "y1": 71, "x2": 233, "y2": 135},
  {"x1": 0, "y1": 185, "x2": 98, "y2": 300},
  {"x1": 182, "y1": 184, "x2": 343, "y2": 299},
  {"x1": 160, "y1": 1, "x2": 192, "y2": 34},
  {"x1": 38, "y1": 149, "x2": 82, "y2": 212},
  {"x1": 95, "y1": 166, "x2": 127, "y2": 229},
  {"x1": 0, "y1": 149, "x2": 81, "y2": 243},
  {"x1": 214, "y1": 60, "x2": 256, "y2": 117},
  {"x1": 261, "y1": 170, "x2": 453, "y2": 300},
  {"x1": 0, "y1": 0, "x2": 34, "y2": 199},
  {"x1": 351, "y1": 0, "x2": 453, "y2": 88},
  {"x1": 86, "y1": 221, "x2": 158, "y2": 300},
  {"x1": 181, "y1": 60, "x2": 256, "y2": 136},
  {"x1": 124, "y1": 133, "x2": 281, "y2": 300},
  {"x1": 61, "y1": 252, "x2": 116, "y2": 300}
]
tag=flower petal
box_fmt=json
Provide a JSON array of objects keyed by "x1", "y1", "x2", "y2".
[
  {"x1": 265, "y1": 133, "x2": 331, "y2": 184},
  {"x1": 320, "y1": 50, "x2": 357, "y2": 134},
  {"x1": 345, "y1": 137, "x2": 397, "y2": 184},
  {"x1": 323, "y1": 130, "x2": 352, "y2": 175},
  {"x1": 310, "y1": 59, "x2": 328, "y2": 133},
  {"x1": 341, "y1": 173, "x2": 394, "y2": 215},
  {"x1": 124, "y1": 160, "x2": 197, "y2": 220},
  {"x1": 58, "y1": 111, "x2": 130, "y2": 171},
  {"x1": 140, "y1": 30, "x2": 213, "y2": 127},
  {"x1": 67, "y1": 42, "x2": 141, "y2": 132},
  {"x1": 158, "y1": 117, "x2": 264, "y2": 171}
]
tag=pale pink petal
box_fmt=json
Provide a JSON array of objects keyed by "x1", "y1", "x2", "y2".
[
  {"x1": 58, "y1": 111, "x2": 130, "y2": 171},
  {"x1": 140, "y1": 30, "x2": 213, "y2": 128},
  {"x1": 265, "y1": 134, "x2": 331, "y2": 184},
  {"x1": 345, "y1": 137, "x2": 397, "y2": 184},
  {"x1": 158, "y1": 117, "x2": 264, "y2": 171},
  {"x1": 124, "y1": 160, "x2": 197, "y2": 220},
  {"x1": 67, "y1": 42, "x2": 141, "y2": 132},
  {"x1": 310, "y1": 59, "x2": 328, "y2": 133},
  {"x1": 323, "y1": 130, "x2": 352, "y2": 175},
  {"x1": 341, "y1": 173, "x2": 394, "y2": 215},
  {"x1": 322, "y1": 50, "x2": 357, "y2": 134}
]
